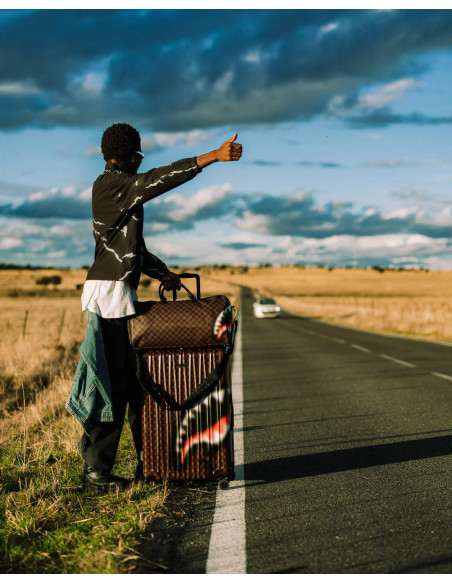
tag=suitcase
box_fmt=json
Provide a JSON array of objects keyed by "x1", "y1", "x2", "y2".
[{"x1": 128, "y1": 274, "x2": 237, "y2": 488}]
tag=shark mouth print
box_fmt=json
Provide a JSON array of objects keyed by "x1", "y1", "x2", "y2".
[
  {"x1": 175, "y1": 388, "x2": 230, "y2": 466},
  {"x1": 179, "y1": 414, "x2": 231, "y2": 465},
  {"x1": 214, "y1": 305, "x2": 233, "y2": 341}
]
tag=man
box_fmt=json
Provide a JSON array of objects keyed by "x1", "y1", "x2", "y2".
[{"x1": 69, "y1": 123, "x2": 242, "y2": 491}]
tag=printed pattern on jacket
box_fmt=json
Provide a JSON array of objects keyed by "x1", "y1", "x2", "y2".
[{"x1": 86, "y1": 158, "x2": 201, "y2": 288}]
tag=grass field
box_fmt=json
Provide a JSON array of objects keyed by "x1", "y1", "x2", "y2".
[
  {"x1": 0, "y1": 268, "x2": 239, "y2": 573},
  {"x1": 1, "y1": 264, "x2": 450, "y2": 572},
  {"x1": 215, "y1": 265, "x2": 452, "y2": 343}
]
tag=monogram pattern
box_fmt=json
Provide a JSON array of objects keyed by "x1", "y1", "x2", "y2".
[
  {"x1": 128, "y1": 295, "x2": 233, "y2": 349},
  {"x1": 141, "y1": 347, "x2": 234, "y2": 482}
]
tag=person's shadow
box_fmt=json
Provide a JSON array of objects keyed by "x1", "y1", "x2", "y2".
[{"x1": 240, "y1": 433, "x2": 452, "y2": 485}]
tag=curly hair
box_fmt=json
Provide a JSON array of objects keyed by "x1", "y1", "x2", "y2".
[{"x1": 101, "y1": 123, "x2": 141, "y2": 162}]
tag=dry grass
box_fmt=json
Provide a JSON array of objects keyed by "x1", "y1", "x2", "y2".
[
  {"x1": 0, "y1": 296, "x2": 85, "y2": 368},
  {"x1": 0, "y1": 360, "x2": 168, "y2": 573},
  {"x1": 0, "y1": 270, "x2": 187, "y2": 574},
  {"x1": 0, "y1": 268, "x2": 87, "y2": 295},
  {"x1": 273, "y1": 295, "x2": 452, "y2": 341},
  {"x1": 0, "y1": 267, "x2": 240, "y2": 573},
  {"x1": 204, "y1": 265, "x2": 452, "y2": 343}
]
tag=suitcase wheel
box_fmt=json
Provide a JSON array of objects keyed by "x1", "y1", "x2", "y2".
[{"x1": 218, "y1": 478, "x2": 230, "y2": 490}]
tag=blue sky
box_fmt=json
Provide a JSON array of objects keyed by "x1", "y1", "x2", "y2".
[{"x1": 1, "y1": 7, "x2": 452, "y2": 269}]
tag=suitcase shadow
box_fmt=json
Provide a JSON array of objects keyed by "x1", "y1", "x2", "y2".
[{"x1": 240, "y1": 433, "x2": 452, "y2": 485}]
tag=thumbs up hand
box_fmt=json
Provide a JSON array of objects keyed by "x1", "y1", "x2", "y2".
[
  {"x1": 196, "y1": 133, "x2": 243, "y2": 169},
  {"x1": 216, "y1": 133, "x2": 242, "y2": 162}
]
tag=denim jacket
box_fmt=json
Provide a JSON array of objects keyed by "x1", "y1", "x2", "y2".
[{"x1": 66, "y1": 311, "x2": 113, "y2": 431}]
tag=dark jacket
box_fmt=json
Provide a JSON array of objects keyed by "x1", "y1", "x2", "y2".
[{"x1": 86, "y1": 157, "x2": 201, "y2": 288}]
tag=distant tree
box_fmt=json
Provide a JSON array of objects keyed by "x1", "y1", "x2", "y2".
[
  {"x1": 36, "y1": 276, "x2": 51, "y2": 286},
  {"x1": 36, "y1": 275, "x2": 62, "y2": 288}
]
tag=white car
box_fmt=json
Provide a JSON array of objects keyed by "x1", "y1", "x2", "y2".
[{"x1": 253, "y1": 297, "x2": 281, "y2": 318}]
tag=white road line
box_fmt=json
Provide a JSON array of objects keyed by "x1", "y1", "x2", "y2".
[
  {"x1": 331, "y1": 337, "x2": 346, "y2": 344},
  {"x1": 380, "y1": 354, "x2": 416, "y2": 368},
  {"x1": 351, "y1": 344, "x2": 371, "y2": 353},
  {"x1": 432, "y1": 371, "x2": 452, "y2": 382},
  {"x1": 206, "y1": 312, "x2": 246, "y2": 574}
]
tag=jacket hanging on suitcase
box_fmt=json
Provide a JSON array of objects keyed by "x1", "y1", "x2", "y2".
[{"x1": 128, "y1": 274, "x2": 236, "y2": 486}]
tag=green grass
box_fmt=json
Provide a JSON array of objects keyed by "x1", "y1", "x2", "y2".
[{"x1": 0, "y1": 412, "x2": 166, "y2": 574}]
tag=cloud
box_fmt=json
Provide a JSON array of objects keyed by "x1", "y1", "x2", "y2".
[
  {"x1": 251, "y1": 160, "x2": 344, "y2": 168},
  {"x1": 365, "y1": 158, "x2": 419, "y2": 168},
  {"x1": 319, "y1": 22, "x2": 339, "y2": 36},
  {"x1": 83, "y1": 129, "x2": 211, "y2": 157},
  {"x1": 0, "y1": 181, "x2": 235, "y2": 232},
  {"x1": 187, "y1": 232, "x2": 452, "y2": 269},
  {"x1": 0, "y1": 181, "x2": 42, "y2": 201},
  {"x1": 0, "y1": 216, "x2": 93, "y2": 266},
  {"x1": 329, "y1": 78, "x2": 421, "y2": 118},
  {"x1": 235, "y1": 190, "x2": 452, "y2": 239},
  {"x1": 0, "y1": 81, "x2": 39, "y2": 96},
  {"x1": 2, "y1": 9, "x2": 452, "y2": 130},
  {"x1": 2, "y1": 178, "x2": 452, "y2": 269},
  {"x1": 143, "y1": 183, "x2": 236, "y2": 232},
  {"x1": 218, "y1": 241, "x2": 267, "y2": 250},
  {"x1": 0, "y1": 236, "x2": 23, "y2": 250},
  {"x1": 345, "y1": 110, "x2": 452, "y2": 129},
  {"x1": 0, "y1": 186, "x2": 92, "y2": 219},
  {"x1": 83, "y1": 145, "x2": 101, "y2": 157},
  {"x1": 141, "y1": 130, "x2": 211, "y2": 153},
  {"x1": 252, "y1": 160, "x2": 283, "y2": 167},
  {"x1": 295, "y1": 161, "x2": 344, "y2": 169},
  {"x1": 367, "y1": 157, "x2": 452, "y2": 171},
  {"x1": 271, "y1": 233, "x2": 452, "y2": 268}
]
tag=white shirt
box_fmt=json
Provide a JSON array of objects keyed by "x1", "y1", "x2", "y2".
[{"x1": 81, "y1": 280, "x2": 138, "y2": 319}]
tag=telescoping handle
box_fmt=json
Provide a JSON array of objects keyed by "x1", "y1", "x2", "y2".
[{"x1": 159, "y1": 272, "x2": 201, "y2": 302}]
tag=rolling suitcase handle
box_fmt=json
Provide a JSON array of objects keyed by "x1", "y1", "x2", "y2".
[{"x1": 159, "y1": 273, "x2": 200, "y2": 302}]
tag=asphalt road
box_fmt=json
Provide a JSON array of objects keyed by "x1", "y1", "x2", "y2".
[
  {"x1": 240, "y1": 287, "x2": 452, "y2": 574},
  {"x1": 137, "y1": 287, "x2": 452, "y2": 574}
]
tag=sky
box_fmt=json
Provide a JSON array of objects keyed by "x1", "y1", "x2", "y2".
[{"x1": 1, "y1": 7, "x2": 452, "y2": 269}]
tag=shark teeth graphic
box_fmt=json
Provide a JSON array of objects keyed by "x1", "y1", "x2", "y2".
[
  {"x1": 214, "y1": 305, "x2": 233, "y2": 340},
  {"x1": 180, "y1": 414, "x2": 231, "y2": 464},
  {"x1": 175, "y1": 388, "x2": 229, "y2": 465}
]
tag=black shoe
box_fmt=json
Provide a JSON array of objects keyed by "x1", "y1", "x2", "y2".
[{"x1": 82, "y1": 465, "x2": 131, "y2": 492}]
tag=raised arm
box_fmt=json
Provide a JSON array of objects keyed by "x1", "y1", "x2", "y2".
[
  {"x1": 111, "y1": 134, "x2": 242, "y2": 213},
  {"x1": 112, "y1": 157, "x2": 201, "y2": 213}
]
